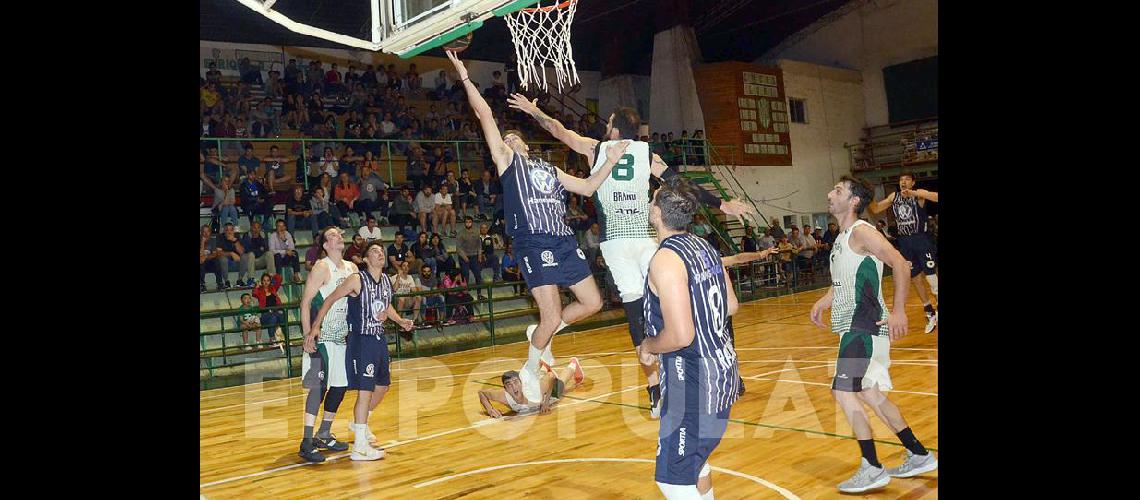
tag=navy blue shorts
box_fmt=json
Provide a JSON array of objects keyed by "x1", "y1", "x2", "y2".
[
  {"x1": 346, "y1": 333, "x2": 391, "y2": 391},
  {"x1": 513, "y1": 233, "x2": 591, "y2": 289},
  {"x1": 898, "y1": 233, "x2": 937, "y2": 277},
  {"x1": 655, "y1": 356, "x2": 733, "y2": 486}
]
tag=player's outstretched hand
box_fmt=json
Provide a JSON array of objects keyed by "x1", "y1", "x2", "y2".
[
  {"x1": 488, "y1": 407, "x2": 502, "y2": 418},
  {"x1": 538, "y1": 400, "x2": 552, "y2": 415},
  {"x1": 507, "y1": 93, "x2": 539, "y2": 115},
  {"x1": 877, "y1": 309, "x2": 908, "y2": 341},
  {"x1": 606, "y1": 140, "x2": 631, "y2": 161},
  {"x1": 719, "y1": 199, "x2": 756, "y2": 216},
  {"x1": 445, "y1": 50, "x2": 468, "y2": 80}
]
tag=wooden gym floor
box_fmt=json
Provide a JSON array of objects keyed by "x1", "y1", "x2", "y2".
[{"x1": 200, "y1": 277, "x2": 938, "y2": 499}]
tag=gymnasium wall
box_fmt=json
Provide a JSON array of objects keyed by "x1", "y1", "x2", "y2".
[
  {"x1": 727, "y1": 60, "x2": 864, "y2": 220},
  {"x1": 757, "y1": 0, "x2": 937, "y2": 128}
]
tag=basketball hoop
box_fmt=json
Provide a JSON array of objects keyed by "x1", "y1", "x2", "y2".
[{"x1": 504, "y1": 0, "x2": 581, "y2": 93}]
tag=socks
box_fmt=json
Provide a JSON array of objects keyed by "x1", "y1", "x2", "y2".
[
  {"x1": 354, "y1": 423, "x2": 369, "y2": 449},
  {"x1": 544, "y1": 322, "x2": 565, "y2": 366},
  {"x1": 925, "y1": 274, "x2": 938, "y2": 295},
  {"x1": 896, "y1": 427, "x2": 928, "y2": 456},
  {"x1": 317, "y1": 417, "x2": 334, "y2": 438},
  {"x1": 524, "y1": 343, "x2": 543, "y2": 376},
  {"x1": 303, "y1": 424, "x2": 314, "y2": 440},
  {"x1": 700, "y1": 488, "x2": 714, "y2": 500},
  {"x1": 858, "y1": 439, "x2": 881, "y2": 468}
]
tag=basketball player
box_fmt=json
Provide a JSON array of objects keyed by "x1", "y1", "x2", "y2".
[
  {"x1": 448, "y1": 51, "x2": 623, "y2": 408},
  {"x1": 478, "y1": 357, "x2": 585, "y2": 417},
  {"x1": 310, "y1": 240, "x2": 415, "y2": 461},
  {"x1": 509, "y1": 94, "x2": 755, "y2": 418},
  {"x1": 636, "y1": 177, "x2": 740, "y2": 500},
  {"x1": 868, "y1": 172, "x2": 939, "y2": 333},
  {"x1": 296, "y1": 226, "x2": 358, "y2": 463},
  {"x1": 810, "y1": 175, "x2": 937, "y2": 493}
]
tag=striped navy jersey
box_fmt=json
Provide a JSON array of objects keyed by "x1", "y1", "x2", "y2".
[
  {"x1": 501, "y1": 152, "x2": 574, "y2": 238},
  {"x1": 347, "y1": 270, "x2": 392, "y2": 340},
  {"x1": 891, "y1": 192, "x2": 928, "y2": 236},
  {"x1": 644, "y1": 233, "x2": 740, "y2": 414}
]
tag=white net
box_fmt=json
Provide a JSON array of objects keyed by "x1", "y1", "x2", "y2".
[{"x1": 504, "y1": 0, "x2": 581, "y2": 93}]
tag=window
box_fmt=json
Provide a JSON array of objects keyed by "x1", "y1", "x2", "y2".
[{"x1": 788, "y1": 98, "x2": 807, "y2": 124}]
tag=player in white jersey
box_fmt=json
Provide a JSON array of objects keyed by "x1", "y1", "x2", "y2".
[
  {"x1": 810, "y1": 175, "x2": 937, "y2": 493},
  {"x1": 508, "y1": 96, "x2": 756, "y2": 418},
  {"x1": 478, "y1": 357, "x2": 586, "y2": 418},
  {"x1": 296, "y1": 226, "x2": 358, "y2": 463}
]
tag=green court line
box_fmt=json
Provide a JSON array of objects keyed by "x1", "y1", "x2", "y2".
[{"x1": 475, "y1": 380, "x2": 937, "y2": 453}]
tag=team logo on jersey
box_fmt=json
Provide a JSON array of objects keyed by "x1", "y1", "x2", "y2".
[
  {"x1": 364, "y1": 363, "x2": 375, "y2": 377},
  {"x1": 318, "y1": 370, "x2": 325, "y2": 380},
  {"x1": 895, "y1": 202, "x2": 914, "y2": 221},
  {"x1": 541, "y1": 250, "x2": 558, "y2": 267},
  {"x1": 528, "y1": 167, "x2": 557, "y2": 194},
  {"x1": 576, "y1": 248, "x2": 585, "y2": 260}
]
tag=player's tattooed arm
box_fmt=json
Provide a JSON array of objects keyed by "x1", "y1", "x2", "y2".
[{"x1": 507, "y1": 93, "x2": 598, "y2": 157}]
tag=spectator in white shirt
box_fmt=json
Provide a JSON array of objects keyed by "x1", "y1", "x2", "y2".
[
  {"x1": 268, "y1": 219, "x2": 303, "y2": 283},
  {"x1": 432, "y1": 183, "x2": 458, "y2": 237},
  {"x1": 359, "y1": 215, "x2": 384, "y2": 242}
]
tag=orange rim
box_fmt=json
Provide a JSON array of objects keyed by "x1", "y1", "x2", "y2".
[{"x1": 521, "y1": 0, "x2": 577, "y2": 13}]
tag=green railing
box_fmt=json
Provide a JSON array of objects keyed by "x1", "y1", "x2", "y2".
[
  {"x1": 199, "y1": 257, "x2": 836, "y2": 388},
  {"x1": 199, "y1": 137, "x2": 578, "y2": 191}
]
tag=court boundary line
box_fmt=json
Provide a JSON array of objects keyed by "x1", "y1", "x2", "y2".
[{"x1": 410, "y1": 457, "x2": 801, "y2": 499}]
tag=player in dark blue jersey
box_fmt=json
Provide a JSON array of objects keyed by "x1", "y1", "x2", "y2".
[
  {"x1": 311, "y1": 241, "x2": 415, "y2": 461},
  {"x1": 639, "y1": 177, "x2": 741, "y2": 499},
  {"x1": 447, "y1": 50, "x2": 628, "y2": 397},
  {"x1": 868, "y1": 171, "x2": 939, "y2": 333}
]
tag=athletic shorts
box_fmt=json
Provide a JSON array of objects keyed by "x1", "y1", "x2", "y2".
[
  {"x1": 301, "y1": 341, "x2": 349, "y2": 389},
  {"x1": 655, "y1": 355, "x2": 732, "y2": 486},
  {"x1": 346, "y1": 333, "x2": 391, "y2": 391},
  {"x1": 514, "y1": 233, "x2": 592, "y2": 289},
  {"x1": 600, "y1": 238, "x2": 658, "y2": 302},
  {"x1": 831, "y1": 330, "x2": 893, "y2": 392},
  {"x1": 897, "y1": 233, "x2": 937, "y2": 278}
]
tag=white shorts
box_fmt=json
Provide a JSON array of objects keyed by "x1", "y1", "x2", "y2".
[
  {"x1": 600, "y1": 238, "x2": 658, "y2": 302},
  {"x1": 833, "y1": 332, "x2": 892, "y2": 392},
  {"x1": 301, "y1": 341, "x2": 349, "y2": 388}
]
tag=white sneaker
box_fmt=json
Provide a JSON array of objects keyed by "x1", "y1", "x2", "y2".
[
  {"x1": 924, "y1": 311, "x2": 938, "y2": 334},
  {"x1": 525, "y1": 324, "x2": 555, "y2": 367},
  {"x1": 350, "y1": 443, "x2": 385, "y2": 461},
  {"x1": 837, "y1": 458, "x2": 890, "y2": 493},
  {"x1": 349, "y1": 422, "x2": 378, "y2": 443},
  {"x1": 886, "y1": 450, "x2": 938, "y2": 478}
]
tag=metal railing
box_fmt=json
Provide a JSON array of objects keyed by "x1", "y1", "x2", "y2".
[
  {"x1": 199, "y1": 256, "x2": 838, "y2": 388},
  {"x1": 846, "y1": 117, "x2": 938, "y2": 172}
]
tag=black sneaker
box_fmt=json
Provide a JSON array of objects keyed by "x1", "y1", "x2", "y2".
[
  {"x1": 313, "y1": 433, "x2": 349, "y2": 452},
  {"x1": 200, "y1": 283, "x2": 208, "y2": 293},
  {"x1": 298, "y1": 438, "x2": 326, "y2": 463},
  {"x1": 222, "y1": 280, "x2": 232, "y2": 290},
  {"x1": 738, "y1": 377, "x2": 747, "y2": 396}
]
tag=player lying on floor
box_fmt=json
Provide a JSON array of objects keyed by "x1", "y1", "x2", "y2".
[{"x1": 478, "y1": 357, "x2": 585, "y2": 417}]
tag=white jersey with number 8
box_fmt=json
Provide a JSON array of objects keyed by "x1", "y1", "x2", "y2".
[{"x1": 591, "y1": 140, "x2": 654, "y2": 242}]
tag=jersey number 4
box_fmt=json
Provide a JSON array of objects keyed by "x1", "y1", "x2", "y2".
[{"x1": 611, "y1": 154, "x2": 636, "y2": 181}]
